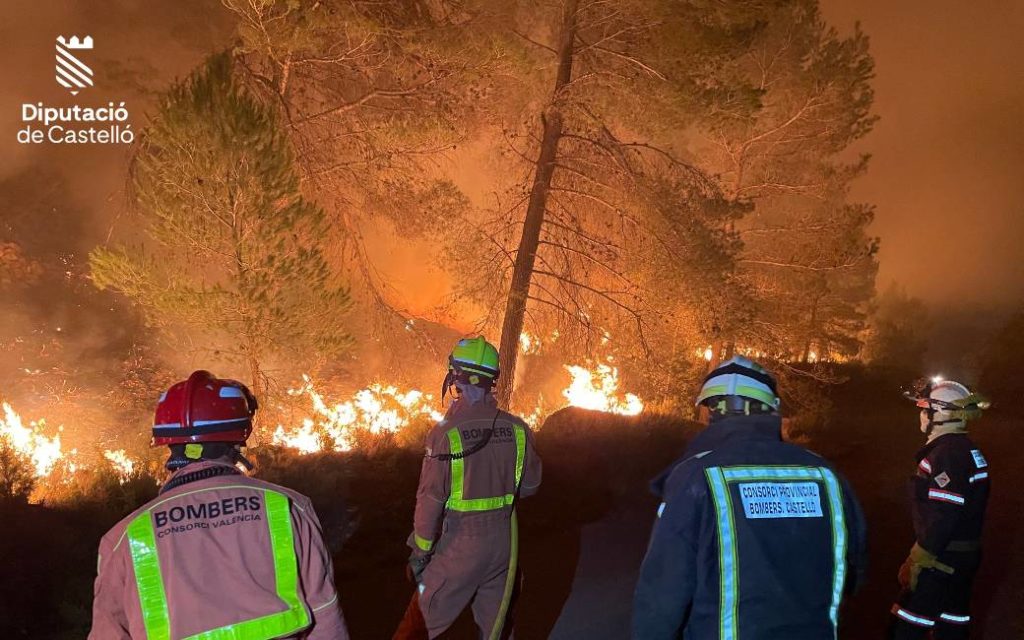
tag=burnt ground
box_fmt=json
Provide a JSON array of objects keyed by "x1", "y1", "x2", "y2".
[{"x1": 2, "y1": 370, "x2": 1021, "y2": 638}]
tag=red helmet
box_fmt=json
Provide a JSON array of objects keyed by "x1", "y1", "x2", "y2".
[{"x1": 152, "y1": 370, "x2": 258, "y2": 446}]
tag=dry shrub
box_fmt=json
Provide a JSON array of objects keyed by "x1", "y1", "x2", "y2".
[
  {"x1": 0, "y1": 436, "x2": 35, "y2": 504},
  {"x1": 774, "y1": 364, "x2": 844, "y2": 442}
]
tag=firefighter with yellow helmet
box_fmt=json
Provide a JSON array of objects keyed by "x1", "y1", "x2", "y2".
[
  {"x1": 889, "y1": 377, "x2": 991, "y2": 638},
  {"x1": 394, "y1": 337, "x2": 542, "y2": 639}
]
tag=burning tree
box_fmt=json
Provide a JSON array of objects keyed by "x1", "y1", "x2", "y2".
[
  {"x1": 440, "y1": 0, "x2": 752, "y2": 406},
  {"x1": 87, "y1": 0, "x2": 881, "y2": 416},
  {"x1": 90, "y1": 54, "x2": 351, "y2": 403}
]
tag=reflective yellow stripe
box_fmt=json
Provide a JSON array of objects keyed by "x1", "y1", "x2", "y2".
[
  {"x1": 705, "y1": 467, "x2": 738, "y2": 640},
  {"x1": 128, "y1": 515, "x2": 171, "y2": 640},
  {"x1": 127, "y1": 489, "x2": 311, "y2": 640},
  {"x1": 488, "y1": 509, "x2": 519, "y2": 640},
  {"x1": 448, "y1": 429, "x2": 465, "y2": 505},
  {"x1": 414, "y1": 534, "x2": 434, "y2": 552},
  {"x1": 708, "y1": 466, "x2": 848, "y2": 639},
  {"x1": 513, "y1": 425, "x2": 525, "y2": 487},
  {"x1": 446, "y1": 424, "x2": 527, "y2": 513}
]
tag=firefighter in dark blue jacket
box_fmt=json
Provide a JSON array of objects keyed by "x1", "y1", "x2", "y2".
[
  {"x1": 888, "y1": 378, "x2": 991, "y2": 638},
  {"x1": 633, "y1": 356, "x2": 867, "y2": 640}
]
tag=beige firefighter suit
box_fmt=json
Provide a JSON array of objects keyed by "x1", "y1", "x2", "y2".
[
  {"x1": 88, "y1": 460, "x2": 349, "y2": 639},
  {"x1": 409, "y1": 395, "x2": 542, "y2": 639}
]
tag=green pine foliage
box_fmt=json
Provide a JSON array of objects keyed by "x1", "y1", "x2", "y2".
[
  {"x1": 684, "y1": 0, "x2": 880, "y2": 364},
  {"x1": 90, "y1": 53, "x2": 351, "y2": 397}
]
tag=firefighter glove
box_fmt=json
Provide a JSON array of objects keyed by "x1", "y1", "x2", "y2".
[
  {"x1": 407, "y1": 550, "x2": 431, "y2": 584},
  {"x1": 902, "y1": 542, "x2": 954, "y2": 591}
]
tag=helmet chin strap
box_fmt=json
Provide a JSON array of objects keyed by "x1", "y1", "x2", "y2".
[
  {"x1": 923, "y1": 408, "x2": 966, "y2": 439},
  {"x1": 923, "y1": 407, "x2": 936, "y2": 438},
  {"x1": 165, "y1": 443, "x2": 253, "y2": 472},
  {"x1": 441, "y1": 370, "x2": 455, "y2": 407},
  {"x1": 233, "y1": 445, "x2": 255, "y2": 471},
  {"x1": 455, "y1": 381, "x2": 488, "y2": 405}
]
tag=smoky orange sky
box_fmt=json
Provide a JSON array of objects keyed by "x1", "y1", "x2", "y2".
[
  {"x1": 821, "y1": 0, "x2": 1024, "y2": 310},
  {"x1": 3, "y1": 0, "x2": 1023, "y2": 316}
]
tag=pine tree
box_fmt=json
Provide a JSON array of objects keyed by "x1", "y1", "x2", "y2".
[
  {"x1": 687, "y1": 0, "x2": 879, "y2": 367},
  {"x1": 91, "y1": 53, "x2": 351, "y2": 405},
  {"x1": 435, "y1": 0, "x2": 752, "y2": 406},
  {"x1": 220, "y1": 0, "x2": 483, "y2": 363}
]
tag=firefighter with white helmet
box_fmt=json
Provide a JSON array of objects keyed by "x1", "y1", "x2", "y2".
[
  {"x1": 633, "y1": 355, "x2": 867, "y2": 639},
  {"x1": 888, "y1": 377, "x2": 991, "y2": 638},
  {"x1": 88, "y1": 370, "x2": 349, "y2": 640}
]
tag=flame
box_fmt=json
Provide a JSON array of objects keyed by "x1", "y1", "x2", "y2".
[
  {"x1": 521, "y1": 400, "x2": 547, "y2": 429},
  {"x1": 1, "y1": 398, "x2": 145, "y2": 495},
  {"x1": 562, "y1": 361, "x2": 643, "y2": 416},
  {"x1": 272, "y1": 419, "x2": 322, "y2": 455},
  {"x1": 1, "y1": 401, "x2": 68, "y2": 477},
  {"x1": 273, "y1": 376, "x2": 444, "y2": 453},
  {"x1": 519, "y1": 330, "x2": 562, "y2": 356},
  {"x1": 103, "y1": 448, "x2": 136, "y2": 481},
  {"x1": 519, "y1": 332, "x2": 540, "y2": 354}
]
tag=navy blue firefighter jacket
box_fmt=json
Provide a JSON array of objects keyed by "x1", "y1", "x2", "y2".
[{"x1": 632, "y1": 414, "x2": 867, "y2": 640}]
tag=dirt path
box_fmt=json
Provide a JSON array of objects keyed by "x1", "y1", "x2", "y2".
[{"x1": 546, "y1": 495, "x2": 656, "y2": 638}]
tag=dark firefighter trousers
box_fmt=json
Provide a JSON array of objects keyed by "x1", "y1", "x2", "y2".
[{"x1": 889, "y1": 549, "x2": 981, "y2": 639}]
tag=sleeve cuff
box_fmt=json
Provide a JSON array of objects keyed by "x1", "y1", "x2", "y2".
[{"x1": 414, "y1": 534, "x2": 434, "y2": 552}]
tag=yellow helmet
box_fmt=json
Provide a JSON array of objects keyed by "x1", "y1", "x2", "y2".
[{"x1": 448, "y1": 336, "x2": 500, "y2": 383}]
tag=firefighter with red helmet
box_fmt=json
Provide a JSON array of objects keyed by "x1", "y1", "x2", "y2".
[
  {"x1": 889, "y1": 377, "x2": 991, "y2": 638},
  {"x1": 88, "y1": 370, "x2": 349, "y2": 640},
  {"x1": 393, "y1": 337, "x2": 542, "y2": 640}
]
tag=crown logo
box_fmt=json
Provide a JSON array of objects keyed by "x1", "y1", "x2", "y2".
[
  {"x1": 55, "y1": 35, "x2": 94, "y2": 95},
  {"x1": 57, "y1": 35, "x2": 93, "y2": 50}
]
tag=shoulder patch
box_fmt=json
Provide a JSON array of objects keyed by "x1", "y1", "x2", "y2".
[
  {"x1": 971, "y1": 449, "x2": 988, "y2": 468},
  {"x1": 934, "y1": 471, "x2": 951, "y2": 488}
]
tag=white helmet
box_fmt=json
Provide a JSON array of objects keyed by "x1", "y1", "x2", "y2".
[{"x1": 905, "y1": 378, "x2": 990, "y2": 428}]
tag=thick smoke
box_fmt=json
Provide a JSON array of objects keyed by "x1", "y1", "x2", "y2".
[
  {"x1": 0, "y1": 1, "x2": 235, "y2": 448},
  {"x1": 821, "y1": 0, "x2": 1024, "y2": 310}
]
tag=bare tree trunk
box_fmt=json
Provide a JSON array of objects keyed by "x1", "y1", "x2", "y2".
[
  {"x1": 229, "y1": 201, "x2": 267, "y2": 427},
  {"x1": 801, "y1": 294, "x2": 821, "y2": 362},
  {"x1": 247, "y1": 341, "x2": 266, "y2": 403},
  {"x1": 495, "y1": 0, "x2": 579, "y2": 409}
]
